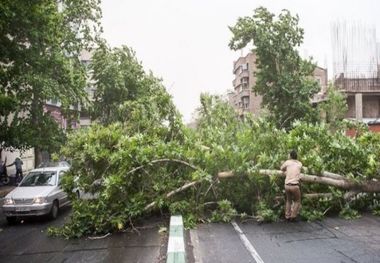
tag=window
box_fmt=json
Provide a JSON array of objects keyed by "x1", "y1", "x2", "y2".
[
  {"x1": 242, "y1": 96, "x2": 250, "y2": 109},
  {"x1": 241, "y1": 77, "x2": 249, "y2": 84}
]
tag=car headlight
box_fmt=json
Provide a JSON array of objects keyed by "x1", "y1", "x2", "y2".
[
  {"x1": 3, "y1": 198, "x2": 14, "y2": 205},
  {"x1": 33, "y1": 197, "x2": 47, "y2": 204}
]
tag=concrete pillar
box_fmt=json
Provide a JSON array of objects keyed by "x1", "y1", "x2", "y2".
[{"x1": 355, "y1": 93, "x2": 363, "y2": 121}]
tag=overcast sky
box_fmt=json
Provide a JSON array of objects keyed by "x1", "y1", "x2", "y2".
[{"x1": 101, "y1": 0, "x2": 380, "y2": 122}]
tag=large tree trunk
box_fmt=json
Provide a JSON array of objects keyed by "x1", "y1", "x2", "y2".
[
  {"x1": 218, "y1": 170, "x2": 380, "y2": 193},
  {"x1": 34, "y1": 147, "x2": 43, "y2": 168},
  {"x1": 31, "y1": 92, "x2": 43, "y2": 168}
]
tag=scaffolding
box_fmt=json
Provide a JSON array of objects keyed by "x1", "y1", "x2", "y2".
[{"x1": 331, "y1": 21, "x2": 379, "y2": 79}]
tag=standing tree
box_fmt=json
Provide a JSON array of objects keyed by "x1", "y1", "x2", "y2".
[
  {"x1": 89, "y1": 43, "x2": 182, "y2": 137},
  {"x1": 229, "y1": 7, "x2": 320, "y2": 129},
  {"x1": 0, "y1": 0, "x2": 102, "y2": 165},
  {"x1": 90, "y1": 44, "x2": 146, "y2": 124},
  {"x1": 318, "y1": 83, "x2": 348, "y2": 130}
]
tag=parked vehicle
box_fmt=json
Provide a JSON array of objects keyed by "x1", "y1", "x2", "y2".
[
  {"x1": 74, "y1": 178, "x2": 101, "y2": 200},
  {"x1": 2, "y1": 164, "x2": 70, "y2": 224},
  {"x1": 0, "y1": 173, "x2": 10, "y2": 185}
]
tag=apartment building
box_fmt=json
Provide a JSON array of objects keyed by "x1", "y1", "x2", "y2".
[
  {"x1": 228, "y1": 52, "x2": 328, "y2": 117},
  {"x1": 228, "y1": 52, "x2": 262, "y2": 117}
]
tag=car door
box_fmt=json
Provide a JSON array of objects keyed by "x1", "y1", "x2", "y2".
[{"x1": 57, "y1": 170, "x2": 70, "y2": 207}]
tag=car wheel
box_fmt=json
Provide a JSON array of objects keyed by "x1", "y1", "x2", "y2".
[
  {"x1": 6, "y1": 217, "x2": 17, "y2": 225},
  {"x1": 3, "y1": 177, "x2": 10, "y2": 185},
  {"x1": 49, "y1": 201, "x2": 59, "y2": 220}
]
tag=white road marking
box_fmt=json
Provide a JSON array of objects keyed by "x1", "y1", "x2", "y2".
[
  {"x1": 167, "y1": 236, "x2": 185, "y2": 253},
  {"x1": 170, "y1": 215, "x2": 183, "y2": 226},
  {"x1": 189, "y1": 229, "x2": 203, "y2": 263},
  {"x1": 231, "y1": 220, "x2": 265, "y2": 263}
]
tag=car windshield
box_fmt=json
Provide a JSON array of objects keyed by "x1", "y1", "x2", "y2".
[{"x1": 20, "y1": 171, "x2": 57, "y2": 186}]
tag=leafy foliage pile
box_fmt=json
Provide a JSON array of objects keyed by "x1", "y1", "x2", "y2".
[{"x1": 49, "y1": 95, "x2": 380, "y2": 238}]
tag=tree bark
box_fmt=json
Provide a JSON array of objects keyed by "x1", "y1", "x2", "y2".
[
  {"x1": 319, "y1": 171, "x2": 346, "y2": 180},
  {"x1": 34, "y1": 147, "x2": 43, "y2": 168},
  {"x1": 218, "y1": 169, "x2": 380, "y2": 193},
  {"x1": 144, "y1": 181, "x2": 199, "y2": 211},
  {"x1": 31, "y1": 91, "x2": 43, "y2": 168}
]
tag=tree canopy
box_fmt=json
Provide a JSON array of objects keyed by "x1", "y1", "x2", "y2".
[
  {"x1": 229, "y1": 7, "x2": 320, "y2": 129},
  {"x1": 0, "y1": 0, "x2": 102, "y2": 160},
  {"x1": 89, "y1": 44, "x2": 180, "y2": 128}
]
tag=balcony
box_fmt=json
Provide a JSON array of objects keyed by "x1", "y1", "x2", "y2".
[
  {"x1": 240, "y1": 69, "x2": 250, "y2": 77},
  {"x1": 335, "y1": 74, "x2": 380, "y2": 93},
  {"x1": 239, "y1": 89, "x2": 250, "y2": 97},
  {"x1": 233, "y1": 76, "x2": 250, "y2": 89}
]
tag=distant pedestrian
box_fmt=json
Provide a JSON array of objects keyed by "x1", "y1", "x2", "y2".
[
  {"x1": 7, "y1": 157, "x2": 23, "y2": 183},
  {"x1": 281, "y1": 150, "x2": 302, "y2": 221}
]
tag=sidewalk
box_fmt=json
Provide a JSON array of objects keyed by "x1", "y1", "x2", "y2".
[{"x1": 0, "y1": 186, "x2": 15, "y2": 198}]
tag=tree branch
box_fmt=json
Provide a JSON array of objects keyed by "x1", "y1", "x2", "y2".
[
  {"x1": 218, "y1": 169, "x2": 380, "y2": 193},
  {"x1": 127, "y1": 158, "x2": 199, "y2": 176},
  {"x1": 144, "y1": 181, "x2": 200, "y2": 211}
]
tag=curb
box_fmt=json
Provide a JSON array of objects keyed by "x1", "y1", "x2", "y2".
[{"x1": 167, "y1": 215, "x2": 186, "y2": 263}]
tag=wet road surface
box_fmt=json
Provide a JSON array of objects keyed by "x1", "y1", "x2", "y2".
[
  {"x1": 0, "y1": 205, "x2": 168, "y2": 263},
  {"x1": 2, "y1": 186, "x2": 380, "y2": 263},
  {"x1": 189, "y1": 214, "x2": 380, "y2": 263}
]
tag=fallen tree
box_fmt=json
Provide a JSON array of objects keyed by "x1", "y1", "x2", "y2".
[
  {"x1": 218, "y1": 170, "x2": 380, "y2": 193},
  {"x1": 48, "y1": 96, "x2": 380, "y2": 239}
]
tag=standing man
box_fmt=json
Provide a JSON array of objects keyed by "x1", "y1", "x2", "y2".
[
  {"x1": 281, "y1": 150, "x2": 302, "y2": 221},
  {"x1": 7, "y1": 157, "x2": 24, "y2": 183}
]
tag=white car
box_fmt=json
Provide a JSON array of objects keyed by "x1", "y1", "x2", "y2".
[{"x1": 2, "y1": 162, "x2": 70, "y2": 224}]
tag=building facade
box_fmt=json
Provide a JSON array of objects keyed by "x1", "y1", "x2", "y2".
[
  {"x1": 334, "y1": 73, "x2": 380, "y2": 122},
  {"x1": 228, "y1": 52, "x2": 262, "y2": 117},
  {"x1": 228, "y1": 52, "x2": 328, "y2": 116}
]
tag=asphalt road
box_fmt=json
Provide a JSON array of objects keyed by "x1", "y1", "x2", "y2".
[
  {"x1": 0, "y1": 203, "x2": 168, "y2": 263},
  {"x1": 189, "y1": 215, "x2": 380, "y2": 263},
  {"x1": 2, "y1": 184, "x2": 380, "y2": 263}
]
